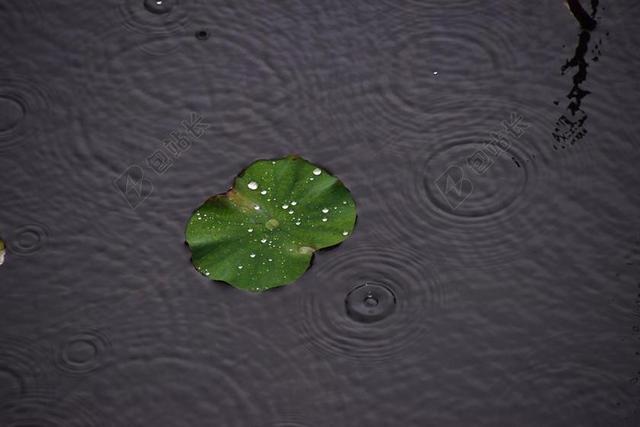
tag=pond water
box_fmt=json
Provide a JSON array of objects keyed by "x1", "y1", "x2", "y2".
[{"x1": 1, "y1": 0, "x2": 640, "y2": 425}]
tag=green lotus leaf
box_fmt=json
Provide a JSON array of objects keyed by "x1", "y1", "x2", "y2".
[{"x1": 185, "y1": 155, "x2": 357, "y2": 291}]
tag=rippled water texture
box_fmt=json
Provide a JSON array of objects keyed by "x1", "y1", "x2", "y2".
[{"x1": 1, "y1": 0, "x2": 640, "y2": 425}]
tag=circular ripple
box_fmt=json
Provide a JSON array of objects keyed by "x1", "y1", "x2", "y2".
[
  {"x1": 355, "y1": 14, "x2": 517, "y2": 151},
  {"x1": 0, "y1": 76, "x2": 58, "y2": 152},
  {"x1": 54, "y1": 330, "x2": 111, "y2": 376},
  {"x1": 368, "y1": 94, "x2": 581, "y2": 268},
  {"x1": 5, "y1": 223, "x2": 49, "y2": 256},
  {"x1": 423, "y1": 139, "x2": 530, "y2": 218},
  {"x1": 298, "y1": 245, "x2": 446, "y2": 363}
]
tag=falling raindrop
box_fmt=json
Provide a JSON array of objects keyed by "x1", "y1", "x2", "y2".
[{"x1": 247, "y1": 181, "x2": 258, "y2": 190}]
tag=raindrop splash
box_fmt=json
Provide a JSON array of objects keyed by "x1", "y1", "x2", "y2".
[
  {"x1": 345, "y1": 282, "x2": 397, "y2": 323},
  {"x1": 143, "y1": 0, "x2": 173, "y2": 14}
]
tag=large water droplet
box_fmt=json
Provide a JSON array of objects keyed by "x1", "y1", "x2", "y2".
[
  {"x1": 313, "y1": 168, "x2": 322, "y2": 176},
  {"x1": 345, "y1": 282, "x2": 396, "y2": 323},
  {"x1": 247, "y1": 181, "x2": 258, "y2": 190},
  {"x1": 144, "y1": 0, "x2": 173, "y2": 14}
]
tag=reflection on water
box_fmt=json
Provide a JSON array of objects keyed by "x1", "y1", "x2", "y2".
[{"x1": 553, "y1": 0, "x2": 604, "y2": 149}]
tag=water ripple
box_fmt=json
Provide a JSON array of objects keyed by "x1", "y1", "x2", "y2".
[
  {"x1": 351, "y1": 14, "x2": 517, "y2": 151},
  {"x1": 297, "y1": 245, "x2": 446, "y2": 363},
  {"x1": 369, "y1": 97, "x2": 563, "y2": 267},
  {"x1": 5, "y1": 223, "x2": 49, "y2": 256},
  {"x1": 58, "y1": 296, "x2": 311, "y2": 426},
  {"x1": 53, "y1": 329, "x2": 111, "y2": 376},
  {"x1": 0, "y1": 74, "x2": 61, "y2": 152}
]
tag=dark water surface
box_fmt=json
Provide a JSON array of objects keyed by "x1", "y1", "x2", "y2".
[{"x1": 2, "y1": 1, "x2": 640, "y2": 425}]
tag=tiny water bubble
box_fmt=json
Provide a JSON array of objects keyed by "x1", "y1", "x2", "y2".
[
  {"x1": 291, "y1": 201, "x2": 297, "y2": 206},
  {"x1": 313, "y1": 168, "x2": 322, "y2": 176},
  {"x1": 247, "y1": 181, "x2": 258, "y2": 190},
  {"x1": 322, "y1": 208, "x2": 329, "y2": 213},
  {"x1": 195, "y1": 29, "x2": 209, "y2": 40},
  {"x1": 260, "y1": 190, "x2": 267, "y2": 195},
  {"x1": 322, "y1": 218, "x2": 327, "y2": 222},
  {"x1": 282, "y1": 204, "x2": 289, "y2": 209},
  {"x1": 250, "y1": 253, "x2": 256, "y2": 258}
]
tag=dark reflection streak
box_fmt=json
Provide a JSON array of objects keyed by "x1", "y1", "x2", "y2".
[
  {"x1": 566, "y1": 0, "x2": 598, "y2": 30},
  {"x1": 552, "y1": 0, "x2": 601, "y2": 149}
]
